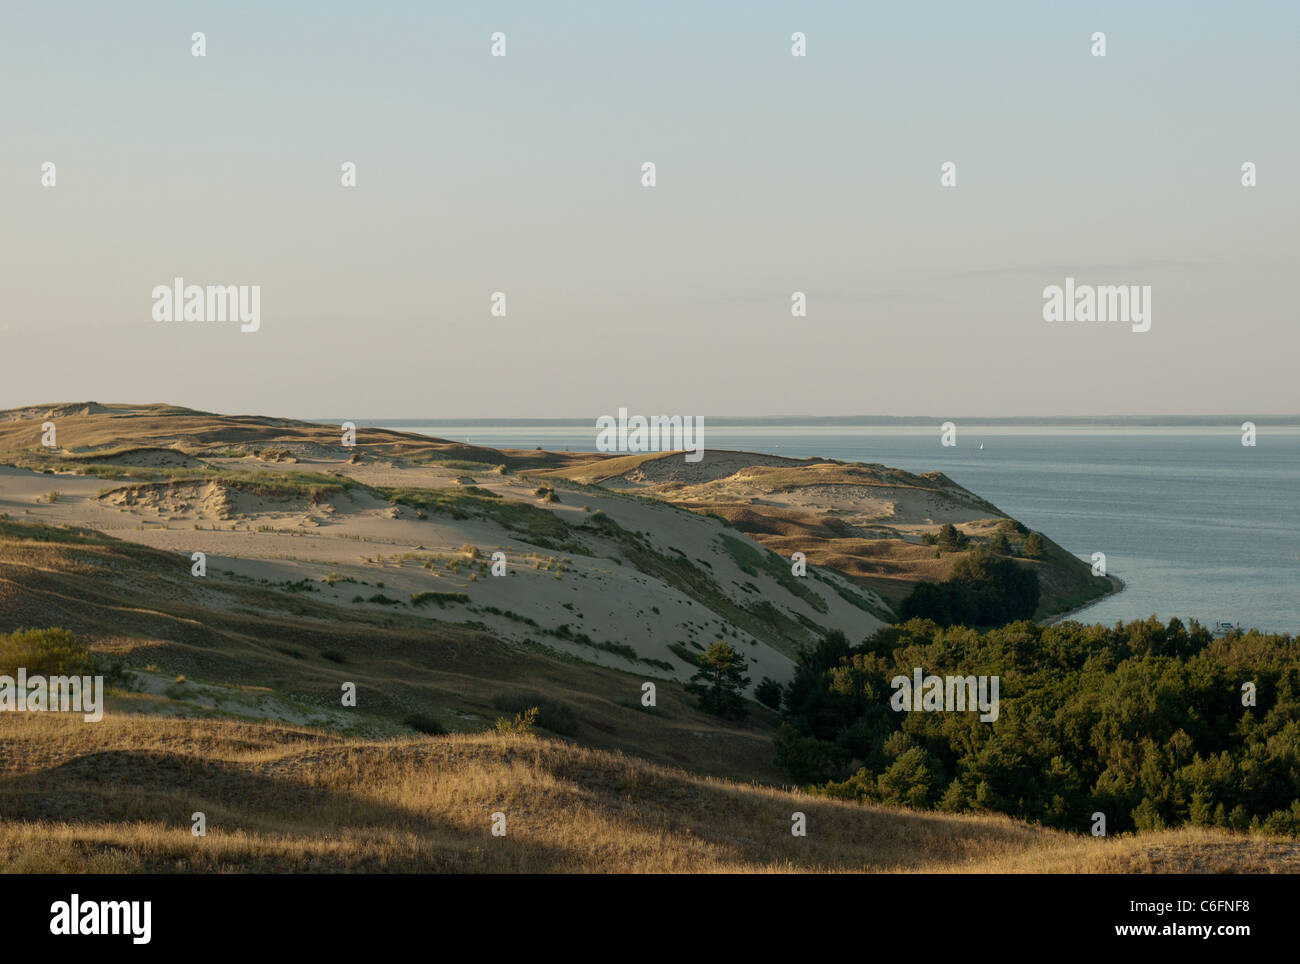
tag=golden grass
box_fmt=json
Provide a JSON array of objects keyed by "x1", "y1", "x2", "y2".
[
  {"x1": 2, "y1": 713, "x2": 1293, "y2": 873},
  {"x1": 0, "y1": 403, "x2": 590, "y2": 472}
]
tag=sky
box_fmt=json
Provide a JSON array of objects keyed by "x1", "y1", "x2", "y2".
[{"x1": 1, "y1": 1, "x2": 1296, "y2": 418}]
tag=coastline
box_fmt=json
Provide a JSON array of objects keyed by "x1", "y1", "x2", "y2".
[{"x1": 1043, "y1": 573, "x2": 1127, "y2": 626}]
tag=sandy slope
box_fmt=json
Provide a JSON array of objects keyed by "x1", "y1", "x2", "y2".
[
  {"x1": 0, "y1": 455, "x2": 885, "y2": 687},
  {"x1": 0, "y1": 400, "x2": 1115, "y2": 691}
]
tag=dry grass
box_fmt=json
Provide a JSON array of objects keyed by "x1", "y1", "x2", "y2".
[
  {"x1": 1, "y1": 713, "x2": 1294, "y2": 874},
  {"x1": 0, "y1": 521, "x2": 785, "y2": 783},
  {"x1": 0, "y1": 403, "x2": 588, "y2": 472}
]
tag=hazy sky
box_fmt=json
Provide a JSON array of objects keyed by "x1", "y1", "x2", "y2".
[{"x1": 1, "y1": 1, "x2": 1296, "y2": 418}]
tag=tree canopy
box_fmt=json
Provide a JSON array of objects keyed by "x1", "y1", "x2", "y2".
[
  {"x1": 686, "y1": 641, "x2": 752, "y2": 720},
  {"x1": 897, "y1": 546, "x2": 1040, "y2": 626},
  {"x1": 775, "y1": 617, "x2": 1300, "y2": 835}
]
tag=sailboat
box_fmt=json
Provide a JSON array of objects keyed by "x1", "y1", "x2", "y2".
[{"x1": 978, "y1": 443, "x2": 984, "y2": 450}]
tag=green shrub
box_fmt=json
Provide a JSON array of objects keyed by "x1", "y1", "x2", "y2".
[
  {"x1": 495, "y1": 706, "x2": 539, "y2": 735},
  {"x1": 490, "y1": 692, "x2": 580, "y2": 736},
  {"x1": 937, "y1": 523, "x2": 968, "y2": 550},
  {"x1": 668, "y1": 642, "x2": 700, "y2": 666},
  {"x1": 411, "y1": 591, "x2": 470, "y2": 608},
  {"x1": 1023, "y1": 532, "x2": 1046, "y2": 558},
  {"x1": 0, "y1": 628, "x2": 97, "y2": 676}
]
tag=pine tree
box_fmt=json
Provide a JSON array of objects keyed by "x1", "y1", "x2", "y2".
[
  {"x1": 686, "y1": 641, "x2": 752, "y2": 719},
  {"x1": 938, "y1": 523, "x2": 968, "y2": 550}
]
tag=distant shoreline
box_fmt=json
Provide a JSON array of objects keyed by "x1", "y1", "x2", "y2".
[
  {"x1": 1044, "y1": 574, "x2": 1128, "y2": 626},
  {"x1": 331, "y1": 415, "x2": 1300, "y2": 429}
]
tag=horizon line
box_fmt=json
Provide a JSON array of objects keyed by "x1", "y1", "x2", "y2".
[{"x1": 316, "y1": 414, "x2": 1300, "y2": 425}]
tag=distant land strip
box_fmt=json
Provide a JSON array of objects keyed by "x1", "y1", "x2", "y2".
[{"x1": 335, "y1": 415, "x2": 1300, "y2": 428}]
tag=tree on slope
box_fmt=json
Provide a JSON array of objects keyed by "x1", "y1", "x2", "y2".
[{"x1": 687, "y1": 641, "x2": 752, "y2": 720}]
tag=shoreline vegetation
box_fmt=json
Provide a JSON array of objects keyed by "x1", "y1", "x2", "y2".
[
  {"x1": 1046, "y1": 573, "x2": 1127, "y2": 625},
  {"x1": 0, "y1": 402, "x2": 1291, "y2": 872}
]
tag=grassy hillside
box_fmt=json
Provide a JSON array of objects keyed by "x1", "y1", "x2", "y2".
[{"x1": 2, "y1": 714, "x2": 1294, "y2": 873}]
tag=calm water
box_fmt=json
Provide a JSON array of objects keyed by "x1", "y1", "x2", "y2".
[{"x1": 380, "y1": 423, "x2": 1300, "y2": 635}]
